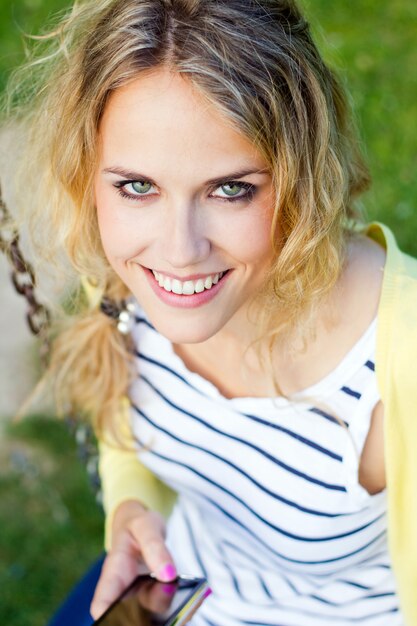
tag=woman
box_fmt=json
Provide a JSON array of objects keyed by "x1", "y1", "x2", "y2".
[{"x1": 5, "y1": 0, "x2": 417, "y2": 624}]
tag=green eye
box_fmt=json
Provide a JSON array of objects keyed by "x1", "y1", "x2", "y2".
[
  {"x1": 211, "y1": 181, "x2": 255, "y2": 202},
  {"x1": 131, "y1": 181, "x2": 152, "y2": 194},
  {"x1": 221, "y1": 183, "x2": 243, "y2": 196}
]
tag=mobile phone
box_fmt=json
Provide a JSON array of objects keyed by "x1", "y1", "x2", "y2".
[{"x1": 93, "y1": 573, "x2": 210, "y2": 626}]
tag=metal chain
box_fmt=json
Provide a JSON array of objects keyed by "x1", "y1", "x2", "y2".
[
  {"x1": 0, "y1": 185, "x2": 51, "y2": 365},
  {"x1": 0, "y1": 184, "x2": 101, "y2": 501}
]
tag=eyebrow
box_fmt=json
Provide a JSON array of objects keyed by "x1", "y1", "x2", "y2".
[{"x1": 102, "y1": 166, "x2": 269, "y2": 186}]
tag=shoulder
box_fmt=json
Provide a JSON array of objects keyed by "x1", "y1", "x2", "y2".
[
  {"x1": 346, "y1": 233, "x2": 386, "y2": 289},
  {"x1": 334, "y1": 233, "x2": 386, "y2": 334}
]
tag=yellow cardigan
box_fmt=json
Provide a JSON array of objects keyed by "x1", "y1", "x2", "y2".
[{"x1": 98, "y1": 223, "x2": 417, "y2": 625}]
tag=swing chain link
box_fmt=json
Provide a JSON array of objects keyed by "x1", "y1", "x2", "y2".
[{"x1": 0, "y1": 185, "x2": 51, "y2": 364}]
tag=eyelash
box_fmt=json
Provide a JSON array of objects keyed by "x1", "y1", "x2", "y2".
[{"x1": 113, "y1": 180, "x2": 256, "y2": 203}]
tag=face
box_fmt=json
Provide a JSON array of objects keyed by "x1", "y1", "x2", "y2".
[{"x1": 95, "y1": 69, "x2": 276, "y2": 344}]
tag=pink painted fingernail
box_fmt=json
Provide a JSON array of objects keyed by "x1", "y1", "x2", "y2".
[
  {"x1": 158, "y1": 563, "x2": 177, "y2": 581},
  {"x1": 203, "y1": 587, "x2": 212, "y2": 599},
  {"x1": 162, "y1": 583, "x2": 177, "y2": 595}
]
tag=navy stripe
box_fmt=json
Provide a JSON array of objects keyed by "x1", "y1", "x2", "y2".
[
  {"x1": 139, "y1": 354, "x2": 342, "y2": 461},
  {"x1": 134, "y1": 316, "x2": 155, "y2": 330},
  {"x1": 310, "y1": 591, "x2": 396, "y2": 606},
  {"x1": 280, "y1": 572, "x2": 300, "y2": 597},
  {"x1": 138, "y1": 352, "x2": 198, "y2": 392},
  {"x1": 203, "y1": 605, "x2": 399, "y2": 626},
  {"x1": 309, "y1": 406, "x2": 349, "y2": 428},
  {"x1": 240, "y1": 412, "x2": 343, "y2": 462},
  {"x1": 222, "y1": 539, "x2": 268, "y2": 569},
  {"x1": 135, "y1": 403, "x2": 384, "y2": 542},
  {"x1": 355, "y1": 550, "x2": 389, "y2": 568},
  {"x1": 222, "y1": 540, "x2": 300, "y2": 596},
  {"x1": 240, "y1": 607, "x2": 399, "y2": 624},
  {"x1": 341, "y1": 386, "x2": 362, "y2": 400},
  {"x1": 205, "y1": 618, "x2": 287, "y2": 626},
  {"x1": 183, "y1": 514, "x2": 244, "y2": 600},
  {"x1": 229, "y1": 572, "x2": 243, "y2": 600},
  {"x1": 180, "y1": 506, "x2": 209, "y2": 579},
  {"x1": 365, "y1": 360, "x2": 375, "y2": 371},
  {"x1": 182, "y1": 508, "x2": 244, "y2": 601},
  {"x1": 338, "y1": 579, "x2": 372, "y2": 590},
  {"x1": 139, "y1": 375, "x2": 346, "y2": 492},
  {"x1": 222, "y1": 559, "x2": 244, "y2": 599},
  {"x1": 257, "y1": 573, "x2": 274, "y2": 600}
]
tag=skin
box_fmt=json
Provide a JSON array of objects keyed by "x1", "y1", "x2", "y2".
[{"x1": 91, "y1": 67, "x2": 386, "y2": 619}]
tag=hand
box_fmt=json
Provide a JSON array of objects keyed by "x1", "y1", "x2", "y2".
[
  {"x1": 91, "y1": 580, "x2": 178, "y2": 626},
  {"x1": 90, "y1": 500, "x2": 177, "y2": 620}
]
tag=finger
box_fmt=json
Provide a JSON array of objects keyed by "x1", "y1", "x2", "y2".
[
  {"x1": 128, "y1": 512, "x2": 177, "y2": 581},
  {"x1": 90, "y1": 552, "x2": 140, "y2": 619}
]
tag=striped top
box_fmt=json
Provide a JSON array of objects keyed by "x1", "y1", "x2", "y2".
[{"x1": 129, "y1": 306, "x2": 403, "y2": 626}]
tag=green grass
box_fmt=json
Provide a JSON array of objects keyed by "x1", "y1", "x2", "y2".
[
  {"x1": 302, "y1": 0, "x2": 417, "y2": 255},
  {"x1": 0, "y1": 0, "x2": 70, "y2": 93},
  {"x1": 0, "y1": 416, "x2": 103, "y2": 625}
]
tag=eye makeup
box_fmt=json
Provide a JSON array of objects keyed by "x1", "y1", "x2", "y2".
[{"x1": 112, "y1": 179, "x2": 257, "y2": 203}]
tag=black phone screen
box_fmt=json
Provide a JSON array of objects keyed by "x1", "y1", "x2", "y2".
[{"x1": 93, "y1": 574, "x2": 208, "y2": 626}]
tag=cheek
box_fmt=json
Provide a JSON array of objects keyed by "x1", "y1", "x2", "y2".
[
  {"x1": 222, "y1": 211, "x2": 273, "y2": 264},
  {"x1": 96, "y1": 203, "x2": 110, "y2": 242},
  {"x1": 95, "y1": 191, "x2": 146, "y2": 264},
  {"x1": 95, "y1": 185, "x2": 115, "y2": 254},
  {"x1": 96, "y1": 203, "x2": 124, "y2": 262}
]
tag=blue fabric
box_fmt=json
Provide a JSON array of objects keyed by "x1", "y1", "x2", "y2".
[{"x1": 47, "y1": 554, "x2": 105, "y2": 626}]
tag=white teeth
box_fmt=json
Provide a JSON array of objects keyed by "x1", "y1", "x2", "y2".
[
  {"x1": 171, "y1": 279, "x2": 183, "y2": 295},
  {"x1": 151, "y1": 269, "x2": 227, "y2": 295},
  {"x1": 182, "y1": 281, "x2": 195, "y2": 295},
  {"x1": 194, "y1": 279, "x2": 205, "y2": 293}
]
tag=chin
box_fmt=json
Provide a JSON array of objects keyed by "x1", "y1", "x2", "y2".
[
  {"x1": 151, "y1": 315, "x2": 222, "y2": 345},
  {"x1": 157, "y1": 325, "x2": 216, "y2": 346}
]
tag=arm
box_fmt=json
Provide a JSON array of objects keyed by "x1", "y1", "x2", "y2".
[{"x1": 99, "y1": 434, "x2": 176, "y2": 550}]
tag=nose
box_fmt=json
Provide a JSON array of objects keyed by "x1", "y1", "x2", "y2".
[{"x1": 160, "y1": 200, "x2": 210, "y2": 269}]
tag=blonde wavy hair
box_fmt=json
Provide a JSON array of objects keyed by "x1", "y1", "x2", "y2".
[{"x1": 4, "y1": 0, "x2": 370, "y2": 436}]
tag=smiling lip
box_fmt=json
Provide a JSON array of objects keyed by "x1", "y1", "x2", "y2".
[{"x1": 143, "y1": 267, "x2": 231, "y2": 309}]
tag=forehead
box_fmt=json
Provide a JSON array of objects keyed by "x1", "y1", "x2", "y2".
[{"x1": 98, "y1": 68, "x2": 266, "y2": 176}]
